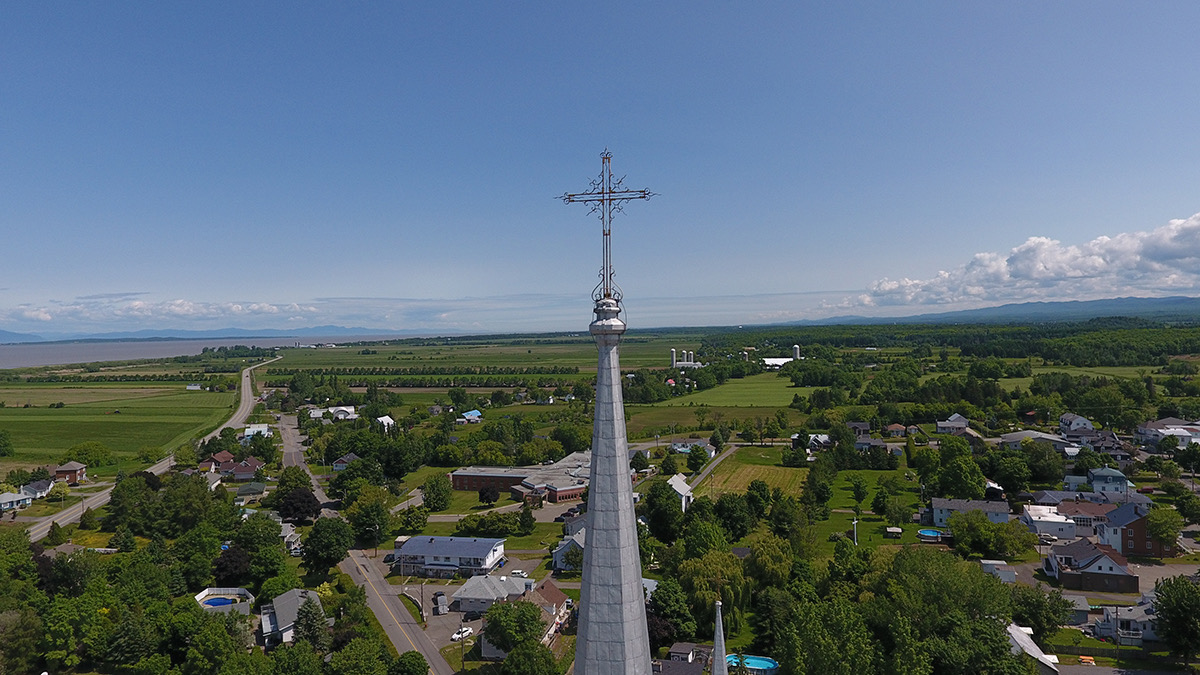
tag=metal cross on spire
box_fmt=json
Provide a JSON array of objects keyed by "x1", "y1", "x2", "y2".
[{"x1": 561, "y1": 150, "x2": 656, "y2": 302}]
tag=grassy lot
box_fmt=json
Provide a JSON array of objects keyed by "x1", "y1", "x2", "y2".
[
  {"x1": 440, "y1": 489, "x2": 521, "y2": 515},
  {"x1": 0, "y1": 385, "x2": 235, "y2": 476},
  {"x1": 651, "y1": 373, "x2": 805, "y2": 407},
  {"x1": 695, "y1": 445, "x2": 808, "y2": 499},
  {"x1": 440, "y1": 641, "x2": 499, "y2": 674},
  {"x1": 396, "y1": 465, "x2": 455, "y2": 497}
]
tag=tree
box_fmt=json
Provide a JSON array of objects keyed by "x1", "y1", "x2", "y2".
[
  {"x1": 684, "y1": 521, "x2": 729, "y2": 559},
  {"x1": 420, "y1": 474, "x2": 451, "y2": 512},
  {"x1": 993, "y1": 455, "x2": 1030, "y2": 497},
  {"x1": 746, "y1": 534, "x2": 792, "y2": 589},
  {"x1": 303, "y1": 517, "x2": 354, "y2": 575},
  {"x1": 271, "y1": 643, "x2": 324, "y2": 675},
  {"x1": 660, "y1": 453, "x2": 679, "y2": 476},
  {"x1": 327, "y1": 638, "x2": 388, "y2": 675},
  {"x1": 78, "y1": 507, "x2": 98, "y2": 530},
  {"x1": 1155, "y1": 575, "x2": 1200, "y2": 663},
  {"x1": 1147, "y1": 507, "x2": 1185, "y2": 555},
  {"x1": 687, "y1": 448, "x2": 707, "y2": 474},
  {"x1": 563, "y1": 546, "x2": 583, "y2": 571},
  {"x1": 214, "y1": 545, "x2": 251, "y2": 586},
  {"x1": 48, "y1": 481, "x2": 70, "y2": 502},
  {"x1": 293, "y1": 596, "x2": 331, "y2": 653},
  {"x1": 939, "y1": 456, "x2": 986, "y2": 500},
  {"x1": 279, "y1": 487, "x2": 322, "y2": 523},
  {"x1": 643, "y1": 480, "x2": 685, "y2": 544},
  {"x1": 389, "y1": 651, "x2": 429, "y2": 675},
  {"x1": 483, "y1": 601, "x2": 545, "y2": 653},
  {"x1": 715, "y1": 493, "x2": 755, "y2": 542},
  {"x1": 45, "y1": 521, "x2": 67, "y2": 546},
  {"x1": 501, "y1": 641, "x2": 557, "y2": 675},
  {"x1": 109, "y1": 525, "x2": 137, "y2": 552},
  {"x1": 518, "y1": 505, "x2": 536, "y2": 536},
  {"x1": 1177, "y1": 493, "x2": 1200, "y2": 525},
  {"x1": 648, "y1": 577, "x2": 696, "y2": 644},
  {"x1": 346, "y1": 485, "x2": 393, "y2": 546},
  {"x1": 478, "y1": 484, "x2": 501, "y2": 506},
  {"x1": 884, "y1": 496, "x2": 912, "y2": 528},
  {"x1": 395, "y1": 505, "x2": 429, "y2": 534},
  {"x1": 1010, "y1": 585, "x2": 1072, "y2": 646},
  {"x1": 850, "y1": 474, "x2": 869, "y2": 514}
]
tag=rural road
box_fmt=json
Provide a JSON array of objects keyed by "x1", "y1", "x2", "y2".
[
  {"x1": 341, "y1": 549, "x2": 455, "y2": 675},
  {"x1": 26, "y1": 356, "x2": 278, "y2": 541},
  {"x1": 279, "y1": 413, "x2": 337, "y2": 518}
]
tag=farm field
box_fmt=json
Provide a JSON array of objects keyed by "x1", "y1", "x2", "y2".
[
  {"x1": 0, "y1": 385, "x2": 235, "y2": 476},
  {"x1": 694, "y1": 444, "x2": 808, "y2": 498},
  {"x1": 650, "y1": 372, "x2": 807, "y2": 407}
]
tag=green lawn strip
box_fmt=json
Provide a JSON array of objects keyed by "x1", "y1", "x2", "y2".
[
  {"x1": 439, "y1": 641, "x2": 500, "y2": 675},
  {"x1": 414, "y1": 521, "x2": 561, "y2": 551},
  {"x1": 398, "y1": 594, "x2": 424, "y2": 625}
]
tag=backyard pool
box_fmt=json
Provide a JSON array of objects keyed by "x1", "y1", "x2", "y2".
[
  {"x1": 727, "y1": 654, "x2": 780, "y2": 674},
  {"x1": 917, "y1": 529, "x2": 943, "y2": 542},
  {"x1": 203, "y1": 597, "x2": 236, "y2": 607}
]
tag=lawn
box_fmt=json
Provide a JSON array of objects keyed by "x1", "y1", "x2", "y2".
[
  {"x1": 0, "y1": 385, "x2": 235, "y2": 476},
  {"x1": 650, "y1": 373, "x2": 804, "y2": 408},
  {"x1": 694, "y1": 445, "x2": 808, "y2": 499},
  {"x1": 417, "y1": 521, "x2": 562, "y2": 552}
]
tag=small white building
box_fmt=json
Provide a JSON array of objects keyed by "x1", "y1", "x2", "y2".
[
  {"x1": 667, "y1": 473, "x2": 694, "y2": 513},
  {"x1": 377, "y1": 415, "x2": 395, "y2": 430},
  {"x1": 981, "y1": 559, "x2": 1017, "y2": 584},
  {"x1": 1020, "y1": 505, "x2": 1076, "y2": 539},
  {"x1": 452, "y1": 574, "x2": 529, "y2": 613},
  {"x1": 929, "y1": 498, "x2": 1010, "y2": 528},
  {"x1": 936, "y1": 413, "x2": 969, "y2": 434},
  {"x1": 1059, "y1": 413, "x2": 1095, "y2": 435}
]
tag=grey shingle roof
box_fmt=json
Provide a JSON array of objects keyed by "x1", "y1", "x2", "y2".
[{"x1": 398, "y1": 536, "x2": 505, "y2": 559}]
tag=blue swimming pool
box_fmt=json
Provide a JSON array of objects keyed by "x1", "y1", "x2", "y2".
[
  {"x1": 917, "y1": 529, "x2": 942, "y2": 538},
  {"x1": 727, "y1": 654, "x2": 779, "y2": 674},
  {"x1": 203, "y1": 597, "x2": 235, "y2": 607}
]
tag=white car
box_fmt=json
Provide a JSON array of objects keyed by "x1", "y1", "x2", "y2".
[
  {"x1": 511, "y1": 569, "x2": 528, "y2": 578},
  {"x1": 451, "y1": 627, "x2": 474, "y2": 641}
]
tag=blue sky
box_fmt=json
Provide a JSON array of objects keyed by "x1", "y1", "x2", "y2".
[{"x1": 5, "y1": 3, "x2": 1200, "y2": 335}]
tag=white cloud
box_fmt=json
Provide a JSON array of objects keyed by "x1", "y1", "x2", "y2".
[{"x1": 849, "y1": 212, "x2": 1200, "y2": 309}]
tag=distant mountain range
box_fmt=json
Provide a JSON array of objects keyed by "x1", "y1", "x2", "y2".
[
  {"x1": 793, "y1": 295, "x2": 1200, "y2": 326},
  {"x1": 6, "y1": 296, "x2": 1200, "y2": 344}
]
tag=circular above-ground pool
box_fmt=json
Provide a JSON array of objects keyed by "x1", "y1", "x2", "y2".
[
  {"x1": 727, "y1": 654, "x2": 780, "y2": 675},
  {"x1": 203, "y1": 597, "x2": 236, "y2": 607},
  {"x1": 917, "y1": 529, "x2": 943, "y2": 542}
]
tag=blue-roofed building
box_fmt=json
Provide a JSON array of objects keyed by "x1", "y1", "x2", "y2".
[{"x1": 393, "y1": 535, "x2": 506, "y2": 578}]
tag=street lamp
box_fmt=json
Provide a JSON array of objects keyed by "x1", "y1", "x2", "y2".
[{"x1": 852, "y1": 518, "x2": 859, "y2": 546}]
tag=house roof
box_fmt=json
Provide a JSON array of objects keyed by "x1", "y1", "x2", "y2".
[
  {"x1": 1055, "y1": 501, "x2": 1118, "y2": 518},
  {"x1": 334, "y1": 453, "x2": 361, "y2": 465},
  {"x1": 22, "y1": 478, "x2": 54, "y2": 494},
  {"x1": 0, "y1": 492, "x2": 28, "y2": 502},
  {"x1": 931, "y1": 498, "x2": 1009, "y2": 513},
  {"x1": 1051, "y1": 538, "x2": 1130, "y2": 572},
  {"x1": 57, "y1": 461, "x2": 86, "y2": 471},
  {"x1": 1063, "y1": 594, "x2": 1090, "y2": 612},
  {"x1": 1088, "y1": 467, "x2": 1126, "y2": 480},
  {"x1": 210, "y1": 450, "x2": 235, "y2": 463},
  {"x1": 267, "y1": 588, "x2": 322, "y2": 633},
  {"x1": 242, "y1": 456, "x2": 265, "y2": 469},
  {"x1": 1105, "y1": 502, "x2": 1149, "y2": 529},
  {"x1": 534, "y1": 579, "x2": 568, "y2": 609},
  {"x1": 237, "y1": 482, "x2": 267, "y2": 496},
  {"x1": 398, "y1": 536, "x2": 505, "y2": 559},
  {"x1": 452, "y1": 574, "x2": 526, "y2": 602},
  {"x1": 667, "y1": 473, "x2": 692, "y2": 498}
]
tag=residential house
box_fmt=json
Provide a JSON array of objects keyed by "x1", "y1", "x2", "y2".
[
  {"x1": 1030, "y1": 489, "x2": 1151, "y2": 508},
  {"x1": 479, "y1": 580, "x2": 571, "y2": 660},
  {"x1": 1135, "y1": 416, "x2": 1194, "y2": 445},
  {"x1": 242, "y1": 424, "x2": 272, "y2": 442},
  {"x1": 393, "y1": 536, "x2": 506, "y2": 578},
  {"x1": 806, "y1": 434, "x2": 833, "y2": 451},
  {"x1": 332, "y1": 453, "x2": 361, "y2": 471},
  {"x1": 235, "y1": 482, "x2": 268, "y2": 505},
  {"x1": 854, "y1": 436, "x2": 889, "y2": 454},
  {"x1": 376, "y1": 415, "x2": 395, "y2": 430},
  {"x1": 936, "y1": 413, "x2": 969, "y2": 435},
  {"x1": 1099, "y1": 503, "x2": 1175, "y2": 558},
  {"x1": 667, "y1": 473, "x2": 694, "y2": 513},
  {"x1": 1006, "y1": 624, "x2": 1060, "y2": 675},
  {"x1": 928, "y1": 498, "x2": 1010, "y2": 528},
  {"x1": 1094, "y1": 591, "x2": 1158, "y2": 646},
  {"x1": 885, "y1": 423, "x2": 907, "y2": 437},
  {"x1": 1088, "y1": 467, "x2": 1131, "y2": 494},
  {"x1": 1059, "y1": 413, "x2": 1095, "y2": 436},
  {"x1": 1042, "y1": 538, "x2": 1138, "y2": 593},
  {"x1": 667, "y1": 643, "x2": 713, "y2": 664},
  {"x1": 552, "y1": 529, "x2": 586, "y2": 571},
  {"x1": 261, "y1": 589, "x2": 328, "y2": 646},
  {"x1": 1000, "y1": 430, "x2": 1069, "y2": 452},
  {"x1": 847, "y1": 421, "x2": 870, "y2": 437},
  {"x1": 0, "y1": 492, "x2": 32, "y2": 511},
  {"x1": 55, "y1": 461, "x2": 87, "y2": 484},
  {"x1": 980, "y1": 559, "x2": 1016, "y2": 583},
  {"x1": 1054, "y1": 500, "x2": 1118, "y2": 536},
  {"x1": 280, "y1": 523, "x2": 303, "y2": 557},
  {"x1": 452, "y1": 574, "x2": 528, "y2": 613},
  {"x1": 462, "y1": 410, "x2": 482, "y2": 423},
  {"x1": 1020, "y1": 505, "x2": 1076, "y2": 540},
  {"x1": 1062, "y1": 595, "x2": 1091, "y2": 625},
  {"x1": 670, "y1": 442, "x2": 715, "y2": 459},
  {"x1": 20, "y1": 478, "x2": 54, "y2": 500}
]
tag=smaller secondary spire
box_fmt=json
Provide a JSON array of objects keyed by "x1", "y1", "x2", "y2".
[{"x1": 712, "y1": 600, "x2": 727, "y2": 675}]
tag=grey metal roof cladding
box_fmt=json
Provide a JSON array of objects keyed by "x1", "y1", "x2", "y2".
[{"x1": 398, "y1": 536, "x2": 504, "y2": 558}]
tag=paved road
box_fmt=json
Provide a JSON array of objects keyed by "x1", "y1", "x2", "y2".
[
  {"x1": 688, "y1": 443, "x2": 740, "y2": 488},
  {"x1": 341, "y1": 549, "x2": 454, "y2": 675},
  {"x1": 279, "y1": 413, "x2": 337, "y2": 518},
  {"x1": 26, "y1": 357, "x2": 276, "y2": 542}
]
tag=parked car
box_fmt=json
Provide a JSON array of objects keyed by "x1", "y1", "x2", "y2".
[
  {"x1": 511, "y1": 569, "x2": 528, "y2": 578},
  {"x1": 1038, "y1": 533, "x2": 1058, "y2": 543},
  {"x1": 463, "y1": 610, "x2": 482, "y2": 622},
  {"x1": 1137, "y1": 486, "x2": 1155, "y2": 494},
  {"x1": 452, "y1": 627, "x2": 474, "y2": 641}
]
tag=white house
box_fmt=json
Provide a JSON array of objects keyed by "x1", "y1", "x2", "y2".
[
  {"x1": 261, "y1": 589, "x2": 328, "y2": 646},
  {"x1": 20, "y1": 479, "x2": 55, "y2": 500},
  {"x1": 452, "y1": 574, "x2": 528, "y2": 613},
  {"x1": 1059, "y1": 413, "x2": 1095, "y2": 435},
  {"x1": 667, "y1": 473, "x2": 694, "y2": 513},
  {"x1": 1020, "y1": 505, "x2": 1076, "y2": 539},
  {"x1": 552, "y1": 529, "x2": 586, "y2": 571},
  {"x1": 1087, "y1": 468, "x2": 1131, "y2": 494},
  {"x1": 376, "y1": 415, "x2": 395, "y2": 430},
  {"x1": 1094, "y1": 591, "x2": 1158, "y2": 646},
  {"x1": 936, "y1": 413, "x2": 969, "y2": 434},
  {"x1": 0, "y1": 492, "x2": 32, "y2": 511},
  {"x1": 929, "y1": 498, "x2": 1010, "y2": 528},
  {"x1": 393, "y1": 536, "x2": 506, "y2": 578},
  {"x1": 981, "y1": 560, "x2": 1017, "y2": 584}
]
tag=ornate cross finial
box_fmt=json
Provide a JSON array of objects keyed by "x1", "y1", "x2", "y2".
[{"x1": 561, "y1": 150, "x2": 656, "y2": 302}]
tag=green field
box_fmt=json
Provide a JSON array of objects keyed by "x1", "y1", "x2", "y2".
[
  {"x1": 0, "y1": 384, "x2": 235, "y2": 475},
  {"x1": 695, "y1": 445, "x2": 809, "y2": 498},
  {"x1": 650, "y1": 372, "x2": 807, "y2": 407}
]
